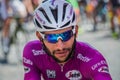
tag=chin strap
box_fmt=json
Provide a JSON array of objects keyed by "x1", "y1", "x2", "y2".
[{"x1": 41, "y1": 39, "x2": 76, "y2": 63}]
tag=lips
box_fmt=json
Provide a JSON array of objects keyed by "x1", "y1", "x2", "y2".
[{"x1": 55, "y1": 50, "x2": 68, "y2": 57}]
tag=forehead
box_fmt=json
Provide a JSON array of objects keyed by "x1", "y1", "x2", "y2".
[{"x1": 44, "y1": 27, "x2": 73, "y2": 34}]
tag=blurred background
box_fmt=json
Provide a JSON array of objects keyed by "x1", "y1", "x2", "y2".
[{"x1": 0, "y1": 0, "x2": 120, "y2": 80}]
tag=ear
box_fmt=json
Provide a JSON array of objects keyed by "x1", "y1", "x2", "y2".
[
  {"x1": 36, "y1": 31, "x2": 43, "y2": 40},
  {"x1": 75, "y1": 25, "x2": 79, "y2": 37}
]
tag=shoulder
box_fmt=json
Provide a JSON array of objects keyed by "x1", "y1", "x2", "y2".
[
  {"x1": 23, "y1": 40, "x2": 42, "y2": 53},
  {"x1": 76, "y1": 41, "x2": 101, "y2": 56},
  {"x1": 24, "y1": 40, "x2": 41, "y2": 47},
  {"x1": 23, "y1": 40, "x2": 45, "y2": 58},
  {"x1": 23, "y1": 40, "x2": 47, "y2": 69},
  {"x1": 23, "y1": 40, "x2": 44, "y2": 78},
  {"x1": 75, "y1": 41, "x2": 106, "y2": 62},
  {"x1": 75, "y1": 41, "x2": 111, "y2": 78}
]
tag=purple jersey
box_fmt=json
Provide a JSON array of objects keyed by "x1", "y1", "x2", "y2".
[{"x1": 23, "y1": 40, "x2": 112, "y2": 80}]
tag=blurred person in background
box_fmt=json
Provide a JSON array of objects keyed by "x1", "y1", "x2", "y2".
[
  {"x1": 31, "y1": 0, "x2": 42, "y2": 9},
  {"x1": 22, "y1": 0, "x2": 34, "y2": 21},
  {"x1": 0, "y1": 0, "x2": 13, "y2": 63},
  {"x1": 0, "y1": 0, "x2": 33, "y2": 64},
  {"x1": 92, "y1": 0, "x2": 108, "y2": 31},
  {"x1": 85, "y1": 0, "x2": 106, "y2": 31},
  {"x1": 77, "y1": 0, "x2": 87, "y2": 19},
  {"x1": 23, "y1": 0, "x2": 112, "y2": 80},
  {"x1": 107, "y1": 0, "x2": 120, "y2": 39}
]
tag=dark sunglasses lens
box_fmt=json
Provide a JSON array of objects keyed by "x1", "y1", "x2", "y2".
[
  {"x1": 45, "y1": 30, "x2": 73, "y2": 43},
  {"x1": 45, "y1": 34, "x2": 58, "y2": 43},
  {"x1": 62, "y1": 30, "x2": 73, "y2": 42}
]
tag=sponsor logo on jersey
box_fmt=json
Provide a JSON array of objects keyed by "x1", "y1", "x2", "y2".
[
  {"x1": 46, "y1": 69, "x2": 56, "y2": 78},
  {"x1": 23, "y1": 57, "x2": 33, "y2": 65},
  {"x1": 65, "y1": 70, "x2": 82, "y2": 80},
  {"x1": 98, "y1": 66, "x2": 109, "y2": 73},
  {"x1": 91, "y1": 60, "x2": 107, "y2": 70},
  {"x1": 77, "y1": 54, "x2": 91, "y2": 62},
  {"x1": 32, "y1": 49, "x2": 46, "y2": 56},
  {"x1": 24, "y1": 66, "x2": 30, "y2": 73}
]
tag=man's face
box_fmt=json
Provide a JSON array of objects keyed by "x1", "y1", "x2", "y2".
[{"x1": 39, "y1": 27, "x2": 76, "y2": 62}]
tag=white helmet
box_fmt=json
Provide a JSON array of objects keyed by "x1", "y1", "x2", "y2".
[{"x1": 33, "y1": 0, "x2": 77, "y2": 32}]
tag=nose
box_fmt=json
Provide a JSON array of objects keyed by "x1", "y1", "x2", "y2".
[{"x1": 56, "y1": 39, "x2": 64, "y2": 50}]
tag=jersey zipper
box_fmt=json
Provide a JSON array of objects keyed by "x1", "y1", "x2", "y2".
[{"x1": 60, "y1": 64, "x2": 64, "y2": 72}]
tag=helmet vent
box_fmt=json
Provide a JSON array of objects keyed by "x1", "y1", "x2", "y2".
[
  {"x1": 42, "y1": 0, "x2": 48, "y2": 3},
  {"x1": 38, "y1": 8, "x2": 52, "y2": 24},
  {"x1": 60, "y1": 20, "x2": 70, "y2": 28},
  {"x1": 35, "y1": 19, "x2": 42, "y2": 28},
  {"x1": 72, "y1": 13, "x2": 75, "y2": 23},
  {"x1": 43, "y1": 25, "x2": 56, "y2": 29},
  {"x1": 50, "y1": 6, "x2": 58, "y2": 23},
  {"x1": 62, "y1": 3, "x2": 68, "y2": 21}
]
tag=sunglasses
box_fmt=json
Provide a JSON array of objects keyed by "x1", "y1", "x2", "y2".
[{"x1": 41, "y1": 30, "x2": 75, "y2": 43}]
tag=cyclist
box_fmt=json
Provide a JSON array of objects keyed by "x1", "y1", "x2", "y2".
[{"x1": 23, "y1": 0, "x2": 112, "y2": 80}]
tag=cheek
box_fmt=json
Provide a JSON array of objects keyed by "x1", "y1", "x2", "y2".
[
  {"x1": 65, "y1": 36, "x2": 75, "y2": 47},
  {"x1": 44, "y1": 41, "x2": 55, "y2": 53}
]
